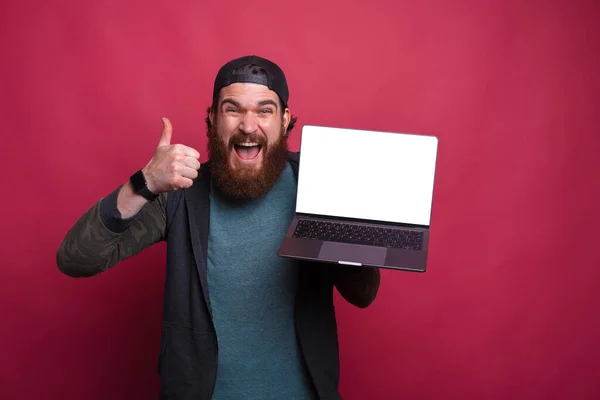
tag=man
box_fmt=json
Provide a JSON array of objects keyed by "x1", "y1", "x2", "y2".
[{"x1": 57, "y1": 55, "x2": 380, "y2": 400}]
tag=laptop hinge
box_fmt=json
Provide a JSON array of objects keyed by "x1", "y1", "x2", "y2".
[{"x1": 295, "y1": 212, "x2": 430, "y2": 230}]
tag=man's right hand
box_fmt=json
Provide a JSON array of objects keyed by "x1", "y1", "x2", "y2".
[
  {"x1": 141, "y1": 117, "x2": 201, "y2": 194},
  {"x1": 117, "y1": 117, "x2": 201, "y2": 219}
]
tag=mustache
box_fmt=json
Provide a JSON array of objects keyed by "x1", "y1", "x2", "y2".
[{"x1": 228, "y1": 132, "x2": 268, "y2": 149}]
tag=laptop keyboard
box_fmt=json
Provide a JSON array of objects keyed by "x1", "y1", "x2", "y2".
[{"x1": 292, "y1": 219, "x2": 423, "y2": 250}]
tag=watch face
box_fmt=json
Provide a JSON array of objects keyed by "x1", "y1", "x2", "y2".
[{"x1": 130, "y1": 170, "x2": 147, "y2": 192}]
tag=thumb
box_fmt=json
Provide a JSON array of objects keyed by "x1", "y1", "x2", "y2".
[{"x1": 158, "y1": 117, "x2": 172, "y2": 147}]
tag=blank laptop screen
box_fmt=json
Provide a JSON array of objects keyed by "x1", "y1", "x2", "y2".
[{"x1": 295, "y1": 125, "x2": 438, "y2": 226}]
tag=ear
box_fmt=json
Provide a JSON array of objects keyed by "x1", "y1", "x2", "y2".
[
  {"x1": 282, "y1": 107, "x2": 291, "y2": 133},
  {"x1": 209, "y1": 106, "x2": 215, "y2": 126}
]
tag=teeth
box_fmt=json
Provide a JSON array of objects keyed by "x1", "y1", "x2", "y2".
[{"x1": 237, "y1": 142, "x2": 259, "y2": 147}]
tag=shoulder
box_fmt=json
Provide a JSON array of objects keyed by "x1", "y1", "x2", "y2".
[{"x1": 287, "y1": 150, "x2": 300, "y2": 163}]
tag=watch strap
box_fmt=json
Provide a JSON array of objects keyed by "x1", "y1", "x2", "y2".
[{"x1": 129, "y1": 170, "x2": 159, "y2": 201}]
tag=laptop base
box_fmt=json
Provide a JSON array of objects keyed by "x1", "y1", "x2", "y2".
[{"x1": 277, "y1": 215, "x2": 429, "y2": 272}]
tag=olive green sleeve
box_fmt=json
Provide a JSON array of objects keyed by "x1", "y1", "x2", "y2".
[{"x1": 56, "y1": 187, "x2": 168, "y2": 278}]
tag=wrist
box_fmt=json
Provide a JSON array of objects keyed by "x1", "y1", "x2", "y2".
[
  {"x1": 116, "y1": 181, "x2": 149, "y2": 219},
  {"x1": 130, "y1": 169, "x2": 159, "y2": 201}
]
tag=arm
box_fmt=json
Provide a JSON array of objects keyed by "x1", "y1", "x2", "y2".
[
  {"x1": 56, "y1": 117, "x2": 200, "y2": 277},
  {"x1": 334, "y1": 266, "x2": 381, "y2": 308},
  {"x1": 56, "y1": 183, "x2": 168, "y2": 277}
]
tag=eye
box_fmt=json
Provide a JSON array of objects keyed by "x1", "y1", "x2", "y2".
[
  {"x1": 260, "y1": 108, "x2": 274, "y2": 114},
  {"x1": 226, "y1": 107, "x2": 238, "y2": 113}
]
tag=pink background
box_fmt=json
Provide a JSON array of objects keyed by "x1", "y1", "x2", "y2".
[{"x1": 1, "y1": 0, "x2": 599, "y2": 398}]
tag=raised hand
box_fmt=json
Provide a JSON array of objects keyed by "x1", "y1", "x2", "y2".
[{"x1": 142, "y1": 117, "x2": 201, "y2": 194}]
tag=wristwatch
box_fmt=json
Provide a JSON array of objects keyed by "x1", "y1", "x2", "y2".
[{"x1": 129, "y1": 170, "x2": 159, "y2": 201}]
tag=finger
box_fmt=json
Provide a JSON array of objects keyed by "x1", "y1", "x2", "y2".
[
  {"x1": 180, "y1": 145, "x2": 200, "y2": 160},
  {"x1": 182, "y1": 156, "x2": 201, "y2": 170},
  {"x1": 175, "y1": 176, "x2": 194, "y2": 189},
  {"x1": 171, "y1": 144, "x2": 200, "y2": 159},
  {"x1": 158, "y1": 117, "x2": 173, "y2": 147},
  {"x1": 179, "y1": 166, "x2": 199, "y2": 181}
]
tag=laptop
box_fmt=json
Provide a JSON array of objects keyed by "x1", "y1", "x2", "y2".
[{"x1": 277, "y1": 125, "x2": 439, "y2": 272}]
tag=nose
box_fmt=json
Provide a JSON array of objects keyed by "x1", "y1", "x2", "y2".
[{"x1": 239, "y1": 112, "x2": 258, "y2": 134}]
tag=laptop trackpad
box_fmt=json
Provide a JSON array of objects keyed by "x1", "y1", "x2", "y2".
[{"x1": 318, "y1": 242, "x2": 386, "y2": 265}]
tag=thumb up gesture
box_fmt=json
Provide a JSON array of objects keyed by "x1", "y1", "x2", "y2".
[{"x1": 142, "y1": 118, "x2": 201, "y2": 194}]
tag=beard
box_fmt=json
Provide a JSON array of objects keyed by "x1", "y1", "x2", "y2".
[{"x1": 207, "y1": 122, "x2": 289, "y2": 200}]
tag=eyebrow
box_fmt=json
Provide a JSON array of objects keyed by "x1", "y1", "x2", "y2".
[
  {"x1": 220, "y1": 98, "x2": 241, "y2": 109},
  {"x1": 220, "y1": 98, "x2": 279, "y2": 110},
  {"x1": 257, "y1": 99, "x2": 279, "y2": 109}
]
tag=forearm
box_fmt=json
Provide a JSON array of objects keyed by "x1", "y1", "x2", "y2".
[
  {"x1": 56, "y1": 186, "x2": 167, "y2": 277},
  {"x1": 334, "y1": 266, "x2": 381, "y2": 308},
  {"x1": 117, "y1": 180, "x2": 150, "y2": 219}
]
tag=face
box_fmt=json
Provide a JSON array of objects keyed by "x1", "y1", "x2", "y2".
[{"x1": 208, "y1": 82, "x2": 291, "y2": 200}]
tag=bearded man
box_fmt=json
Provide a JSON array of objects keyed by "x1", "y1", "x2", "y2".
[{"x1": 57, "y1": 55, "x2": 380, "y2": 400}]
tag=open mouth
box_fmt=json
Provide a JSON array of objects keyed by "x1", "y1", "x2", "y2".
[{"x1": 233, "y1": 142, "x2": 262, "y2": 161}]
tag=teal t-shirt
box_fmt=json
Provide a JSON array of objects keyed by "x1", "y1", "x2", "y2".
[{"x1": 207, "y1": 163, "x2": 316, "y2": 400}]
